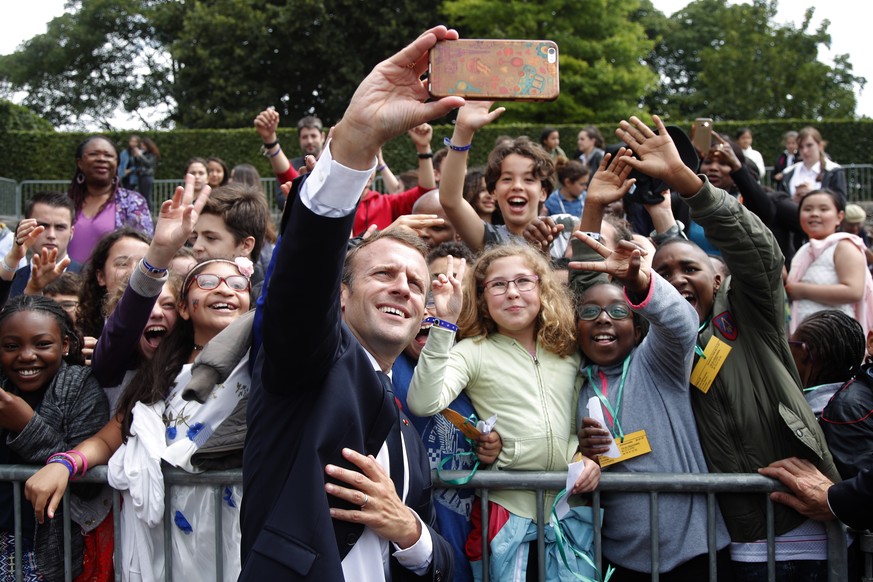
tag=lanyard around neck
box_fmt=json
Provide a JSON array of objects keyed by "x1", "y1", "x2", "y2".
[
  {"x1": 586, "y1": 353, "x2": 633, "y2": 442},
  {"x1": 695, "y1": 315, "x2": 712, "y2": 359}
]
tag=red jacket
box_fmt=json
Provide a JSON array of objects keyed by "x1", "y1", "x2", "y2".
[{"x1": 352, "y1": 186, "x2": 428, "y2": 236}]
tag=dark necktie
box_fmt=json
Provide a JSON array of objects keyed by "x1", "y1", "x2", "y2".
[{"x1": 377, "y1": 371, "x2": 405, "y2": 501}]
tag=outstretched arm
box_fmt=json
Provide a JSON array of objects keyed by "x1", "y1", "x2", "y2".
[
  {"x1": 438, "y1": 101, "x2": 504, "y2": 252},
  {"x1": 254, "y1": 108, "x2": 295, "y2": 179}
]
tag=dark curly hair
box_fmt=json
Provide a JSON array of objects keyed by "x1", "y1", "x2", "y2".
[
  {"x1": 77, "y1": 228, "x2": 152, "y2": 338},
  {"x1": 793, "y1": 310, "x2": 865, "y2": 386}
]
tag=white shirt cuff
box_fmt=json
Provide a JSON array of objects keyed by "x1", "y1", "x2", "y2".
[
  {"x1": 391, "y1": 509, "x2": 433, "y2": 575},
  {"x1": 299, "y1": 140, "x2": 377, "y2": 217}
]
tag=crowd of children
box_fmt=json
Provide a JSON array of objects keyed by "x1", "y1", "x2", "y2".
[{"x1": 1, "y1": 28, "x2": 872, "y2": 582}]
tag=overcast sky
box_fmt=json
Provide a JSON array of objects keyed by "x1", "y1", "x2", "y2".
[{"x1": 2, "y1": 0, "x2": 869, "y2": 125}]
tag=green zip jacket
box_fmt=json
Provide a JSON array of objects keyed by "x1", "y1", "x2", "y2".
[{"x1": 685, "y1": 177, "x2": 840, "y2": 542}]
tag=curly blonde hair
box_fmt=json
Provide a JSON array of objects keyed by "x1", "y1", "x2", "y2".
[{"x1": 457, "y1": 244, "x2": 576, "y2": 357}]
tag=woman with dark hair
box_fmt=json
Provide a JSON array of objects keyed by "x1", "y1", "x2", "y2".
[
  {"x1": 76, "y1": 228, "x2": 151, "y2": 339},
  {"x1": 135, "y1": 138, "x2": 160, "y2": 204},
  {"x1": 539, "y1": 127, "x2": 566, "y2": 159},
  {"x1": 206, "y1": 156, "x2": 229, "y2": 189},
  {"x1": 67, "y1": 136, "x2": 154, "y2": 265},
  {"x1": 229, "y1": 163, "x2": 261, "y2": 188}
]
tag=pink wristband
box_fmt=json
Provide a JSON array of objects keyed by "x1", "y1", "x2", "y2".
[{"x1": 67, "y1": 450, "x2": 88, "y2": 477}]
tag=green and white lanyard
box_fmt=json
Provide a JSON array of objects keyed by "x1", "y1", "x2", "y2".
[{"x1": 586, "y1": 353, "x2": 633, "y2": 443}]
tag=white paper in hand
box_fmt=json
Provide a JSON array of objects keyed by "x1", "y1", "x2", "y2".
[
  {"x1": 555, "y1": 458, "x2": 587, "y2": 519},
  {"x1": 477, "y1": 414, "x2": 497, "y2": 434},
  {"x1": 586, "y1": 396, "x2": 620, "y2": 458}
]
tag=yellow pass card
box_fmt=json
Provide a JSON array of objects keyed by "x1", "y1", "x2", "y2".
[
  {"x1": 599, "y1": 430, "x2": 652, "y2": 468},
  {"x1": 690, "y1": 336, "x2": 732, "y2": 394}
]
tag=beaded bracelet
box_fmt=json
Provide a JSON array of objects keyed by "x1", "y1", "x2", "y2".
[
  {"x1": 423, "y1": 316, "x2": 459, "y2": 333},
  {"x1": 443, "y1": 137, "x2": 472, "y2": 152},
  {"x1": 269, "y1": 145, "x2": 283, "y2": 158}
]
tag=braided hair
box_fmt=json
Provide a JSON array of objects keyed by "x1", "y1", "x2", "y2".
[
  {"x1": 793, "y1": 310, "x2": 865, "y2": 386},
  {"x1": 0, "y1": 295, "x2": 84, "y2": 365}
]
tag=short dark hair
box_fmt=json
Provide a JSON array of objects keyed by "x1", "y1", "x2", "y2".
[
  {"x1": 427, "y1": 241, "x2": 475, "y2": 265},
  {"x1": 342, "y1": 229, "x2": 427, "y2": 288},
  {"x1": 25, "y1": 191, "x2": 76, "y2": 224},
  {"x1": 201, "y1": 183, "x2": 268, "y2": 260},
  {"x1": 43, "y1": 272, "x2": 81, "y2": 297},
  {"x1": 297, "y1": 115, "x2": 323, "y2": 132}
]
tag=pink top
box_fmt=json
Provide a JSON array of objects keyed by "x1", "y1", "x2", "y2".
[{"x1": 69, "y1": 201, "x2": 117, "y2": 264}]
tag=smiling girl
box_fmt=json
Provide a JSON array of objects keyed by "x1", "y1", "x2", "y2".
[
  {"x1": 0, "y1": 295, "x2": 108, "y2": 581},
  {"x1": 786, "y1": 189, "x2": 872, "y2": 336},
  {"x1": 408, "y1": 244, "x2": 600, "y2": 579},
  {"x1": 26, "y1": 182, "x2": 251, "y2": 580}
]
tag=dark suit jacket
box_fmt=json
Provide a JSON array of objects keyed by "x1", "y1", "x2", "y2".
[
  {"x1": 239, "y1": 177, "x2": 452, "y2": 581},
  {"x1": 9, "y1": 259, "x2": 82, "y2": 298},
  {"x1": 829, "y1": 466, "x2": 873, "y2": 531}
]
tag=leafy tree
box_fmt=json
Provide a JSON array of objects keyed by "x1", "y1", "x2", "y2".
[
  {"x1": 157, "y1": 0, "x2": 439, "y2": 128},
  {"x1": 0, "y1": 100, "x2": 53, "y2": 132},
  {"x1": 646, "y1": 0, "x2": 864, "y2": 120},
  {"x1": 0, "y1": 0, "x2": 172, "y2": 129},
  {"x1": 440, "y1": 0, "x2": 658, "y2": 124}
]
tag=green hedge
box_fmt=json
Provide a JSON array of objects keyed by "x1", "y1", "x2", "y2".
[{"x1": 2, "y1": 119, "x2": 872, "y2": 182}]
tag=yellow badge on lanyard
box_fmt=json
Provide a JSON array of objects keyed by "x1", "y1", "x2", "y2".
[
  {"x1": 598, "y1": 430, "x2": 652, "y2": 468},
  {"x1": 690, "y1": 336, "x2": 732, "y2": 394}
]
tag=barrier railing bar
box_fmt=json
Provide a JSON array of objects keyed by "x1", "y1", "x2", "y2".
[
  {"x1": 481, "y1": 490, "x2": 490, "y2": 582},
  {"x1": 214, "y1": 485, "x2": 223, "y2": 582},
  {"x1": 62, "y1": 493, "x2": 71, "y2": 582},
  {"x1": 0, "y1": 466, "x2": 853, "y2": 581},
  {"x1": 164, "y1": 483, "x2": 172, "y2": 582},
  {"x1": 592, "y1": 491, "x2": 602, "y2": 575},
  {"x1": 113, "y1": 489, "x2": 122, "y2": 582},
  {"x1": 650, "y1": 491, "x2": 659, "y2": 582},
  {"x1": 13, "y1": 480, "x2": 22, "y2": 582},
  {"x1": 707, "y1": 492, "x2": 717, "y2": 582},
  {"x1": 536, "y1": 488, "x2": 545, "y2": 581},
  {"x1": 766, "y1": 494, "x2": 776, "y2": 582}
]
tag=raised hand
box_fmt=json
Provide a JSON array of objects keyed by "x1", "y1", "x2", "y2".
[
  {"x1": 710, "y1": 133, "x2": 743, "y2": 172},
  {"x1": 151, "y1": 174, "x2": 212, "y2": 261},
  {"x1": 455, "y1": 101, "x2": 505, "y2": 135},
  {"x1": 253, "y1": 108, "x2": 280, "y2": 143},
  {"x1": 523, "y1": 216, "x2": 564, "y2": 255},
  {"x1": 25, "y1": 248, "x2": 70, "y2": 294},
  {"x1": 584, "y1": 149, "x2": 636, "y2": 209},
  {"x1": 5, "y1": 219, "x2": 45, "y2": 266},
  {"x1": 332, "y1": 26, "x2": 466, "y2": 170},
  {"x1": 431, "y1": 254, "x2": 466, "y2": 323},
  {"x1": 408, "y1": 123, "x2": 434, "y2": 151},
  {"x1": 383, "y1": 214, "x2": 445, "y2": 236},
  {"x1": 569, "y1": 232, "x2": 651, "y2": 294}
]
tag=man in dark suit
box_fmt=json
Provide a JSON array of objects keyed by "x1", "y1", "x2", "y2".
[
  {"x1": 10, "y1": 191, "x2": 81, "y2": 297},
  {"x1": 760, "y1": 457, "x2": 873, "y2": 531},
  {"x1": 239, "y1": 26, "x2": 466, "y2": 581}
]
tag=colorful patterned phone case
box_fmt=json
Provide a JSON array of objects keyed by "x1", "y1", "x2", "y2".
[{"x1": 428, "y1": 39, "x2": 560, "y2": 101}]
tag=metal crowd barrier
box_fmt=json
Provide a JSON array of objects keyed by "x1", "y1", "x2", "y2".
[{"x1": 0, "y1": 465, "x2": 854, "y2": 581}]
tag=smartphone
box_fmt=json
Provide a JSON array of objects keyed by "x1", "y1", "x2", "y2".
[
  {"x1": 691, "y1": 118, "x2": 713, "y2": 154},
  {"x1": 428, "y1": 39, "x2": 559, "y2": 101}
]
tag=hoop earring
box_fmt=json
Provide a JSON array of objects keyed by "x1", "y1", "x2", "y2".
[
  {"x1": 111, "y1": 175, "x2": 118, "y2": 186},
  {"x1": 76, "y1": 172, "x2": 85, "y2": 185}
]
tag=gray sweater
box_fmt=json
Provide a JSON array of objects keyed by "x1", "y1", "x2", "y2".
[{"x1": 577, "y1": 273, "x2": 730, "y2": 572}]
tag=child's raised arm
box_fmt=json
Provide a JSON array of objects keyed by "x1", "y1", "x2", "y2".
[
  {"x1": 439, "y1": 101, "x2": 504, "y2": 252},
  {"x1": 616, "y1": 116, "x2": 703, "y2": 198}
]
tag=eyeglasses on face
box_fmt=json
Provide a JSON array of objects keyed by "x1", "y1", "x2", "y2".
[
  {"x1": 482, "y1": 275, "x2": 540, "y2": 296},
  {"x1": 576, "y1": 303, "x2": 632, "y2": 321},
  {"x1": 191, "y1": 273, "x2": 250, "y2": 292}
]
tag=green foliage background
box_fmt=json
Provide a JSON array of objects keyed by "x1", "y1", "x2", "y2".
[{"x1": 2, "y1": 119, "x2": 871, "y2": 183}]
